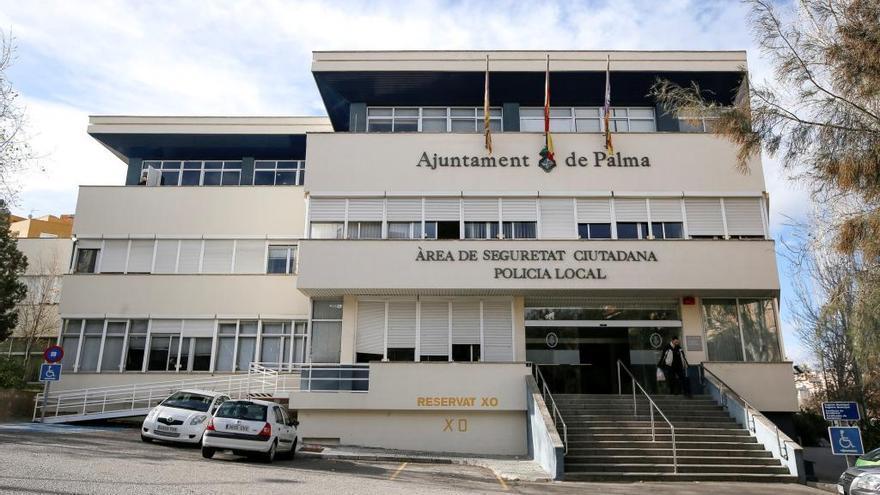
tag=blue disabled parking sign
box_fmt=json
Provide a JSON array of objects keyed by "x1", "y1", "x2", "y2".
[
  {"x1": 39, "y1": 363, "x2": 62, "y2": 382},
  {"x1": 829, "y1": 427, "x2": 864, "y2": 456}
]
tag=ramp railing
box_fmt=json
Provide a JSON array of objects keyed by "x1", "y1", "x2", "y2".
[{"x1": 617, "y1": 359, "x2": 678, "y2": 473}]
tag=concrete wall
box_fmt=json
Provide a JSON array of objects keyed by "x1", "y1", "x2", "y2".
[
  {"x1": 525, "y1": 376, "x2": 565, "y2": 479},
  {"x1": 60, "y1": 275, "x2": 309, "y2": 318},
  {"x1": 17, "y1": 238, "x2": 73, "y2": 276},
  {"x1": 293, "y1": 362, "x2": 531, "y2": 455},
  {"x1": 73, "y1": 186, "x2": 307, "y2": 237},
  {"x1": 705, "y1": 362, "x2": 799, "y2": 412},
  {"x1": 305, "y1": 133, "x2": 764, "y2": 195},
  {"x1": 297, "y1": 239, "x2": 780, "y2": 296}
]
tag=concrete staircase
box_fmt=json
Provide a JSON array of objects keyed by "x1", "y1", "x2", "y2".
[{"x1": 556, "y1": 394, "x2": 797, "y2": 482}]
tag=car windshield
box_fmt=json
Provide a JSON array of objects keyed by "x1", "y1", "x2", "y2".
[
  {"x1": 160, "y1": 392, "x2": 213, "y2": 412},
  {"x1": 215, "y1": 401, "x2": 267, "y2": 422},
  {"x1": 862, "y1": 448, "x2": 880, "y2": 462}
]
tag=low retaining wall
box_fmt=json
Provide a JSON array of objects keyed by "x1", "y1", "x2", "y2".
[
  {"x1": 525, "y1": 376, "x2": 565, "y2": 479},
  {"x1": 0, "y1": 389, "x2": 38, "y2": 422}
]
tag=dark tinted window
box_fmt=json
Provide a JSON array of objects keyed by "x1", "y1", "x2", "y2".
[
  {"x1": 215, "y1": 401, "x2": 267, "y2": 422},
  {"x1": 75, "y1": 249, "x2": 99, "y2": 273}
]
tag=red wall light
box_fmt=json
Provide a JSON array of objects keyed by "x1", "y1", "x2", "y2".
[{"x1": 682, "y1": 296, "x2": 696, "y2": 305}]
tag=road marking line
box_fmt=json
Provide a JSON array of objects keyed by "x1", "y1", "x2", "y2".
[
  {"x1": 494, "y1": 472, "x2": 508, "y2": 490},
  {"x1": 389, "y1": 462, "x2": 408, "y2": 480}
]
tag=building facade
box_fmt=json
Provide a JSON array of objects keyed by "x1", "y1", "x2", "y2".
[{"x1": 54, "y1": 51, "x2": 797, "y2": 456}]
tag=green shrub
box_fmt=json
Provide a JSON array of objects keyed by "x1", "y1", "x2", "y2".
[
  {"x1": 0, "y1": 355, "x2": 27, "y2": 389},
  {"x1": 793, "y1": 409, "x2": 828, "y2": 447}
]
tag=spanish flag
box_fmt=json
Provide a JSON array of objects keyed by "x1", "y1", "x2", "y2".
[
  {"x1": 484, "y1": 55, "x2": 492, "y2": 154},
  {"x1": 541, "y1": 55, "x2": 555, "y2": 162},
  {"x1": 603, "y1": 54, "x2": 614, "y2": 155}
]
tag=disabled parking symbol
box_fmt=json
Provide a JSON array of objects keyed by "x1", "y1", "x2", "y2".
[{"x1": 829, "y1": 426, "x2": 864, "y2": 456}]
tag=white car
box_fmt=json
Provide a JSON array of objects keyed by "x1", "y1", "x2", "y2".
[
  {"x1": 201, "y1": 399, "x2": 298, "y2": 463},
  {"x1": 141, "y1": 390, "x2": 229, "y2": 445}
]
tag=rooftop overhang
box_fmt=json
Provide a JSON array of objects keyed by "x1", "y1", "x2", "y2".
[
  {"x1": 88, "y1": 116, "x2": 333, "y2": 162},
  {"x1": 312, "y1": 50, "x2": 748, "y2": 131}
]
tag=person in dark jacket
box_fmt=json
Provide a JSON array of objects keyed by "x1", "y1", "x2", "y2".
[{"x1": 658, "y1": 336, "x2": 691, "y2": 397}]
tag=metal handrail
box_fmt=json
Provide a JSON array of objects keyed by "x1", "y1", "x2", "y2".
[
  {"x1": 532, "y1": 364, "x2": 568, "y2": 453},
  {"x1": 616, "y1": 360, "x2": 677, "y2": 473},
  {"x1": 700, "y1": 365, "x2": 791, "y2": 461}
]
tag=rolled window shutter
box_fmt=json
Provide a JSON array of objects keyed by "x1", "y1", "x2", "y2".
[
  {"x1": 614, "y1": 198, "x2": 648, "y2": 221},
  {"x1": 539, "y1": 198, "x2": 576, "y2": 239},
  {"x1": 419, "y1": 301, "x2": 449, "y2": 356},
  {"x1": 233, "y1": 240, "x2": 266, "y2": 274},
  {"x1": 76, "y1": 239, "x2": 102, "y2": 250},
  {"x1": 127, "y1": 240, "x2": 154, "y2": 273},
  {"x1": 685, "y1": 198, "x2": 724, "y2": 235},
  {"x1": 202, "y1": 240, "x2": 234, "y2": 273},
  {"x1": 387, "y1": 199, "x2": 422, "y2": 221},
  {"x1": 501, "y1": 198, "x2": 537, "y2": 221},
  {"x1": 100, "y1": 240, "x2": 128, "y2": 273},
  {"x1": 347, "y1": 199, "x2": 384, "y2": 221},
  {"x1": 451, "y1": 301, "x2": 480, "y2": 345},
  {"x1": 424, "y1": 198, "x2": 460, "y2": 221},
  {"x1": 482, "y1": 300, "x2": 513, "y2": 361},
  {"x1": 150, "y1": 319, "x2": 183, "y2": 334},
  {"x1": 154, "y1": 240, "x2": 179, "y2": 274},
  {"x1": 177, "y1": 240, "x2": 202, "y2": 273},
  {"x1": 181, "y1": 320, "x2": 215, "y2": 338},
  {"x1": 387, "y1": 301, "x2": 417, "y2": 348},
  {"x1": 649, "y1": 198, "x2": 683, "y2": 222},
  {"x1": 576, "y1": 198, "x2": 612, "y2": 223},
  {"x1": 309, "y1": 198, "x2": 346, "y2": 221},
  {"x1": 463, "y1": 198, "x2": 499, "y2": 221},
  {"x1": 724, "y1": 198, "x2": 765, "y2": 236},
  {"x1": 356, "y1": 301, "x2": 385, "y2": 355}
]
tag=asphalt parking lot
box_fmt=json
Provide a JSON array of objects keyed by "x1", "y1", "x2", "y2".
[{"x1": 0, "y1": 422, "x2": 827, "y2": 495}]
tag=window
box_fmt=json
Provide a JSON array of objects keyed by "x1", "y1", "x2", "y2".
[
  {"x1": 74, "y1": 249, "x2": 99, "y2": 273},
  {"x1": 436, "y1": 221, "x2": 460, "y2": 240},
  {"x1": 267, "y1": 245, "x2": 297, "y2": 274},
  {"x1": 452, "y1": 344, "x2": 481, "y2": 362},
  {"x1": 651, "y1": 222, "x2": 684, "y2": 239},
  {"x1": 148, "y1": 334, "x2": 180, "y2": 372},
  {"x1": 311, "y1": 300, "x2": 343, "y2": 363},
  {"x1": 215, "y1": 323, "x2": 237, "y2": 372},
  {"x1": 387, "y1": 348, "x2": 416, "y2": 361},
  {"x1": 578, "y1": 223, "x2": 612, "y2": 239},
  {"x1": 616, "y1": 222, "x2": 649, "y2": 239},
  {"x1": 346, "y1": 222, "x2": 382, "y2": 239},
  {"x1": 236, "y1": 321, "x2": 258, "y2": 372},
  {"x1": 78, "y1": 320, "x2": 104, "y2": 372},
  {"x1": 464, "y1": 222, "x2": 500, "y2": 239},
  {"x1": 367, "y1": 107, "x2": 502, "y2": 133},
  {"x1": 388, "y1": 222, "x2": 423, "y2": 239},
  {"x1": 260, "y1": 322, "x2": 289, "y2": 365},
  {"x1": 702, "y1": 298, "x2": 781, "y2": 362},
  {"x1": 310, "y1": 223, "x2": 344, "y2": 239},
  {"x1": 678, "y1": 115, "x2": 718, "y2": 133},
  {"x1": 502, "y1": 221, "x2": 537, "y2": 239},
  {"x1": 254, "y1": 160, "x2": 305, "y2": 186},
  {"x1": 141, "y1": 160, "x2": 242, "y2": 186},
  {"x1": 125, "y1": 320, "x2": 148, "y2": 371},
  {"x1": 185, "y1": 337, "x2": 212, "y2": 371},
  {"x1": 60, "y1": 320, "x2": 82, "y2": 370},
  {"x1": 100, "y1": 321, "x2": 127, "y2": 372},
  {"x1": 520, "y1": 107, "x2": 655, "y2": 133}
]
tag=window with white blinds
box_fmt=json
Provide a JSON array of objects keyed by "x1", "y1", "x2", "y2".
[
  {"x1": 685, "y1": 198, "x2": 725, "y2": 236},
  {"x1": 614, "y1": 198, "x2": 649, "y2": 221},
  {"x1": 150, "y1": 319, "x2": 183, "y2": 334},
  {"x1": 347, "y1": 199, "x2": 384, "y2": 221},
  {"x1": 355, "y1": 298, "x2": 514, "y2": 361},
  {"x1": 425, "y1": 198, "x2": 461, "y2": 221},
  {"x1": 648, "y1": 198, "x2": 683, "y2": 222},
  {"x1": 501, "y1": 198, "x2": 537, "y2": 221},
  {"x1": 100, "y1": 240, "x2": 128, "y2": 273},
  {"x1": 462, "y1": 198, "x2": 499, "y2": 221},
  {"x1": 181, "y1": 319, "x2": 215, "y2": 337},
  {"x1": 724, "y1": 197, "x2": 765, "y2": 236},
  {"x1": 202, "y1": 240, "x2": 235, "y2": 273},
  {"x1": 127, "y1": 240, "x2": 154, "y2": 273},
  {"x1": 233, "y1": 240, "x2": 266, "y2": 274},
  {"x1": 154, "y1": 240, "x2": 179, "y2": 274},
  {"x1": 178, "y1": 240, "x2": 202, "y2": 273},
  {"x1": 386, "y1": 198, "x2": 422, "y2": 221},
  {"x1": 309, "y1": 198, "x2": 346, "y2": 221},
  {"x1": 540, "y1": 198, "x2": 576, "y2": 239},
  {"x1": 577, "y1": 198, "x2": 612, "y2": 223},
  {"x1": 355, "y1": 301, "x2": 385, "y2": 356}
]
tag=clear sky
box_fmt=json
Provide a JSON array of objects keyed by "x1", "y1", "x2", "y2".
[{"x1": 0, "y1": 0, "x2": 811, "y2": 362}]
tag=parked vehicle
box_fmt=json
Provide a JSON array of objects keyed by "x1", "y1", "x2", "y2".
[
  {"x1": 857, "y1": 448, "x2": 880, "y2": 468},
  {"x1": 201, "y1": 399, "x2": 298, "y2": 463},
  {"x1": 838, "y1": 465, "x2": 880, "y2": 495},
  {"x1": 141, "y1": 390, "x2": 229, "y2": 444}
]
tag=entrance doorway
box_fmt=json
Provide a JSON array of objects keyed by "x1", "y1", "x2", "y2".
[{"x1": 526, "y1": 325, "x2": 681, "y2": 394}]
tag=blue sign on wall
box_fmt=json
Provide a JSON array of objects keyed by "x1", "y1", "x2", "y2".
[
  {"x1": 829, "y1": 427, "x2": 865, "y2": 456},
  {"x1": 39, "y1": 364, "x2": 62, "y2": 382},
  {"x1": 823, "y1": 402, "x2": 861, "y2": 421}
]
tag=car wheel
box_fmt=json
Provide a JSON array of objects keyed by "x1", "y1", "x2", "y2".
[
  {"x1": 263, "y1": 441, "x2": 277, "y2": 463},
  {"x1": 201, "y1": 447, "x2": 215, "y2": 459},
  {"x1": 289, "y1": 438, "x2": 297, "y2": 459},
  {"x1": 140, "y1": 434, "x2": 153, "y2": 443}
]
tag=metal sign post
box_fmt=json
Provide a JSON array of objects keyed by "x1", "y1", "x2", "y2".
[{"x1": 39, "y1": 347, "x2": 63, "y2": 424}]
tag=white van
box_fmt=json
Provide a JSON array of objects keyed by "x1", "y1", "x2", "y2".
[
  {"x1": 201, "y1": 399, "x2": 298, "y2": 463},
  {"x1": 141, "y1": 389, "x2": 229, "y2": 444}
]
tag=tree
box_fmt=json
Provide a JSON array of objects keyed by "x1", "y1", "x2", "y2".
[
  {"x1": 15, "y1": 252, "x2": 62, "y2": 379},
  {"x1": 0, "y1": 30, "x2": 31, "y2": 204},
  {"x1": 0, "y1": 199, "x2": 27, "y2": 341},
  {"x1": 651, "y1": 0, "x2": 880, "y2": 261}
]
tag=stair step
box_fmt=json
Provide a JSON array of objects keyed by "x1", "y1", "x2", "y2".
[
  {"x1": 565, "y1": 447, "x2": 774, "y2": 458},
  {"x1": 564, "y1": 463, "x2": 791, "y2": 474},
  {"x1": 566, "y1": 426, "x2": 749, "y2": 435},
  {"x1": 566, "y1": 441, "x2": 765, "y2": 450},
  {"x1": 563, "y1": 472, "x2": 798, "y2": 483},
  {"x1": 566, "y1": 434, "x2": 758, "y2": 443},
  {"x1": 564, "y1": 455, "x2": 782, "y2": 466},
  {"x1": 561, "y1": 415, "x2": 734, "y2": 423}
]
